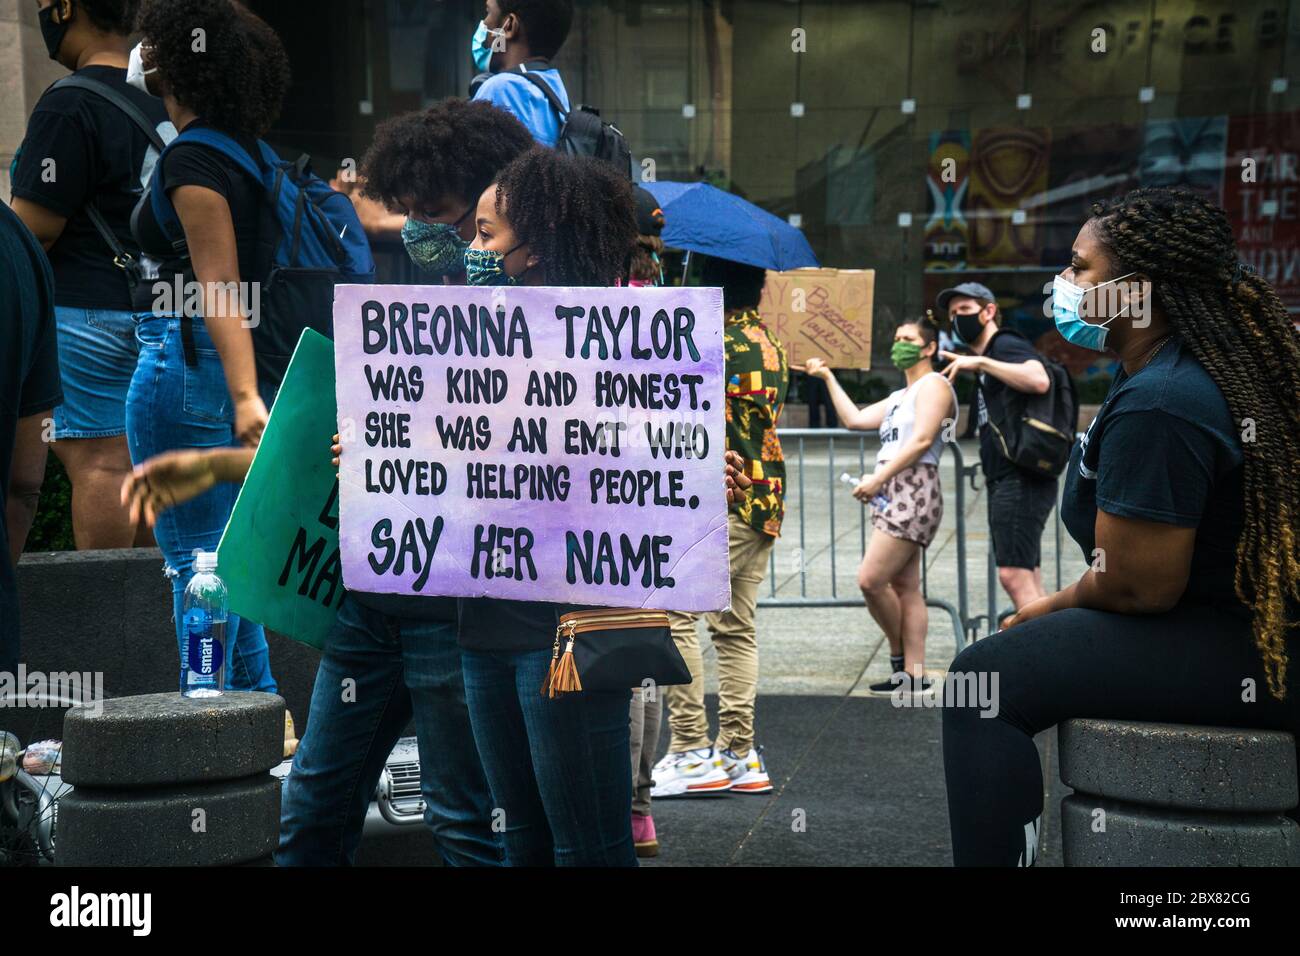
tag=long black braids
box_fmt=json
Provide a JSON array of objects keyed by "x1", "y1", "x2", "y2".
[{"x1": 1091, "y1": 186, "x2": 1300, "y2": 699}]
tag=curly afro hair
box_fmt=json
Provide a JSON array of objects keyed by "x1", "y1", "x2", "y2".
[
  {"x1": 498, "y1": 0, "x2": 574, "y2": 59},
  {"x1": 361, "y1": 99, "x2": 536, "y2": 213},
  {"x1": 75, "y1": 0, "x2": 141, "y2": 34},
  {"x1": 137, "y1": 0, "x2": 290, "y2": 138},
  {"x1": 492, "y1": 150, "x2": 637, "y2": 288}
]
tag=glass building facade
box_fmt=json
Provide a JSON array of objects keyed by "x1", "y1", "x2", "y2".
[{"x1": 245, "y1": 0, "x2": 1300, "y2": 375}]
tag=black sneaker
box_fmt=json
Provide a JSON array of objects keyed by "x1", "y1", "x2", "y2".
[{"x1": 867, "y1": 672, "x2": 936, "y2": 698}]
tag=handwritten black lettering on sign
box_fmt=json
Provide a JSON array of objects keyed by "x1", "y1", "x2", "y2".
[
  {"x1": 278, "y1": 480, "x2": 346, "y2": 609},
  {"x1": 334, "y1": 286, "x2": 731, "y2": 612}
]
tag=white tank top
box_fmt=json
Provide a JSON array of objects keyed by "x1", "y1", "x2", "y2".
[{"x1": 876, "y1": 372, "x2": 958, "y2": 468}]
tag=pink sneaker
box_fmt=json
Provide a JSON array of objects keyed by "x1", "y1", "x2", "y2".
[{"x1": 632, "y1": 812, "x2": 659, "y2": 858}]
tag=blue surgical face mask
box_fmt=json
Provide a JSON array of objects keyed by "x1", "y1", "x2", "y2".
[
  {"x1": 1052, "y1": 271, "x2": 1137, "y2": 352},
  {"x1": 464, "y1": 243, "x2": 528, "y2": 286},
  {"x1": 402, "y1": 210, "x2": 472, "y2": 277},
  {"x1": 471, "y1": 20, "x2": 501, "y2": 73}
]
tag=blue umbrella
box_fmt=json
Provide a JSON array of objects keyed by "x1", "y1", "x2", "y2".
[{"x1": 642, "y1": 180, "x2": 820, "y2": 272}]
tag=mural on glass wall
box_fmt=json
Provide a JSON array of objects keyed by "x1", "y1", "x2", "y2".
[
  {"x1": 967, "y1": 127, "x2": 1050, "y2": 267},
  {"x1": 924, "y1": 129, "x2": 970, "y2": 272}
]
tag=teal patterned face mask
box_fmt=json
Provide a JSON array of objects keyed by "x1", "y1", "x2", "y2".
[
  {"x1": 464, "y1": 243, "x2": 528, "y2": 286},
  {"x1": 402, "y1": 210, "x2": 472, "y2": 277}
]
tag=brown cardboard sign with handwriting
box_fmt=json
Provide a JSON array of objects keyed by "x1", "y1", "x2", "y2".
[{"x1": 758, "y1": 268, "x2": 875, "y2": 369}]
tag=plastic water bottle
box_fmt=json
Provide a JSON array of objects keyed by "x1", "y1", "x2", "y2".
[
  {"x1": 839, "y1": 472, "x2": 889, "y2": 511},
  {"x1": 182, "y1": 551, "x2": 229, "y2": 698}
]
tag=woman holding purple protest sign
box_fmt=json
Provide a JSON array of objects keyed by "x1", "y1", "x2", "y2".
[{"x1": 454, "y1": 148, "x2": 646, "y2": 867}]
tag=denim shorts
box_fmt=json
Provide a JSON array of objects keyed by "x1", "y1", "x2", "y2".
[{"x1": 52, "y1": 306, "x2": 143, "y2": 440}]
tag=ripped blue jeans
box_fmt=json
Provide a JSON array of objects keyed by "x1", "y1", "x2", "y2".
[{"x1": 125, "y1": 314, "x2": 277, "y2": 694}]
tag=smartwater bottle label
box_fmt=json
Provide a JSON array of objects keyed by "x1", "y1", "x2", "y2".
[{"x1": 185, "y1": 610, "x2": 224, "y2": 677}]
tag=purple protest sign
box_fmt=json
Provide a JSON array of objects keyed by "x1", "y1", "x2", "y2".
[{"x1": 333, "y1": 284, "x2": 730, "y2": 612}]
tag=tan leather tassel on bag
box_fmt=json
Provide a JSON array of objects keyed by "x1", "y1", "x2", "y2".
[
  {"x1": 540, "y1": 632, "x2": 562, "y2": 697},
  {"x1": 549, "y1": 631, "x2": 583, "y2": 696}
]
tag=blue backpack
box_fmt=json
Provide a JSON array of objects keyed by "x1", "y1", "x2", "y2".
[{"x1": 147, "y1": 127, "x2": 375, "y2": 389}]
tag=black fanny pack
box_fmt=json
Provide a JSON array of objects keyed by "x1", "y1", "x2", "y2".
[{"x1": 541, "y1": 608, "x2": 691, "y2": 696}]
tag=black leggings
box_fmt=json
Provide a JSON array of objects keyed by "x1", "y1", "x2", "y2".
[{"x1": 942, "y1": 603, "x2": 1300, "y2": 866}]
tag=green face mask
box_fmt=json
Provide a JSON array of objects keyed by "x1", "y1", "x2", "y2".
[{"x1": 891, "y1": 340, "x2": 926, "y2": 370}]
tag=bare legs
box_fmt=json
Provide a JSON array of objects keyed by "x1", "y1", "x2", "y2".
[
  {"x1": 997, "y1": 566, "x2": 1045, "y2": 617},
  {"x1": 51, "y1": 435, "x2": 154, "y2": 550},
  {"x1": 857, "y1": 530, "x2": 927, "y2": 677}
]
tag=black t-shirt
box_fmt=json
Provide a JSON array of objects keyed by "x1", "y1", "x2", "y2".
[
  {"x1": 10, "y1": 65, "x2": 171, "y2": 311},
  {"x1": 976, "y1": 329, "x2": 1051, "y2": 483},
  {"x1": 0, "y1": 204, "x2": 63, "y2": 674},
  {"x1": 458, "y1": 598, "x2": 580, "y2": 653},
  {"x1": 349, "y1": 591, "x2": 457, "y2": 622},
  {"x1": 132, "y1": 120, "x2": 267, "y2": 310},
  {"x1": 1059, "y1": 336, "x2": 1247, "y2": 616}
]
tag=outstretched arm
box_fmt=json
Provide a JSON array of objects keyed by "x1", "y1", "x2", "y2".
[
  {"x1": 121, "y1": 448, "x2": 255, "y2": 527},
  {"x1": 804, "y1": 358, "x2": 890, "y2": 430}
]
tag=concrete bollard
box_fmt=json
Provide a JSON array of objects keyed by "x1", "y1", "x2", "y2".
[
  {"x1": 1059, "y1": 718, "x2": 1300, "y2": 866},
  {"x1": 57, "y1": 691, "x2": 285, "y2": 866}
]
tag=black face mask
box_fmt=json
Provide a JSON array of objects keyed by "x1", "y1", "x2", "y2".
[
  {"x1": 952, "y1": 310, "x2": 985, "y2": 347},
  {"x1": 39, "y1": 3, "x2": 73, "y2": 61}
]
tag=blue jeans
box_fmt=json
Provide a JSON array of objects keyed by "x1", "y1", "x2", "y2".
[
  {"x1": 52, "y1": 306, "x2": 139, "y2": 439},
  {"x1": 126, "y1": 314, "x2": 277, "y2": 693},
  {"x1": 461, "y1": 646, "x2": 637, "y2": 867},
  {"x1": 277, "y1": 595, "x2": 501, "y2": 866}
]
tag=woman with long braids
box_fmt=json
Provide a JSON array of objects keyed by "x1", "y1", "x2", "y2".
[{"x1": 942, "y1": 186, "x2": 1300, "y2": 866}]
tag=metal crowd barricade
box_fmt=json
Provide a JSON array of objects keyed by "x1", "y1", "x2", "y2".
[{"x1": 758, "y1": 428, "x2": 984, "y2": 650}]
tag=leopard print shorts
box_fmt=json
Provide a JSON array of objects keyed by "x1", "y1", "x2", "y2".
[{"x1": 870, "y1": 463, "x2": 944, "y2": 548}]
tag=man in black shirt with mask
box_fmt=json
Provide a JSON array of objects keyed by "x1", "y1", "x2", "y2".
[{"x1": 937, "y1": 282, "x2": 1057, "y2": 620}]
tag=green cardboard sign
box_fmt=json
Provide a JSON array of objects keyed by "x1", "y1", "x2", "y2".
[{"x1": 217, "y1": 329, "x2": 343, "y2": 649}]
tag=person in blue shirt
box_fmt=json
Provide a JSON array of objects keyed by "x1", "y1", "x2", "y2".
[{"x1": 469, "y1": 0, "x2": 573, "y2": 147}]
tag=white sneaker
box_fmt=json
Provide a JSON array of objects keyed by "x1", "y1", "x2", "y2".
[
  {"x1": 719, "y1": 745, "x2": 773, "y2": 794},
  {"x1": 650, "y1": 747, "x2": 733, "y2": 798},
  {"x1": 722, "y1": 743, "x2": 769, "y2": 796}
]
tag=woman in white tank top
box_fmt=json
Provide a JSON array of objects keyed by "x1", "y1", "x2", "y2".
[{"x1": 805, "y1": 314, "x2": 957, "y2": 697}]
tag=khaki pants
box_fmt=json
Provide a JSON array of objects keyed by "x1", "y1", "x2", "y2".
[
  {"x1": 665, "y1": 512, "x2": 775, "y2": 758},
  {"x1": 628, "y1": 686, "x2": 662, "y2": 816}
]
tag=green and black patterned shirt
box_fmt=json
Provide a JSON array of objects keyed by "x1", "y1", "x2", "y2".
[{"x1": 724, "y1": 309, "x2": 788, "y2": 537}]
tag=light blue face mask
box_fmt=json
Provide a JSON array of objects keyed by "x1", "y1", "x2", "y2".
[
  {"x1": 471, "y1": 20, "x2": 498, "y2": 73},
  {"x1": 1052, "y1": 271, "x2": 1137, "y2": 352},
  {"x1": 464, "y1": 243, "x2": 528, "y2": 286}
]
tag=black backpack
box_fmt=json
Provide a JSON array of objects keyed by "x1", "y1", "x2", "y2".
[
  {"x1": 982, "y1": 330, "x2": 1079, "y2": 478},
  {"x1": 514, "y1": 66, "x2": 634, "y2": 179}
]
